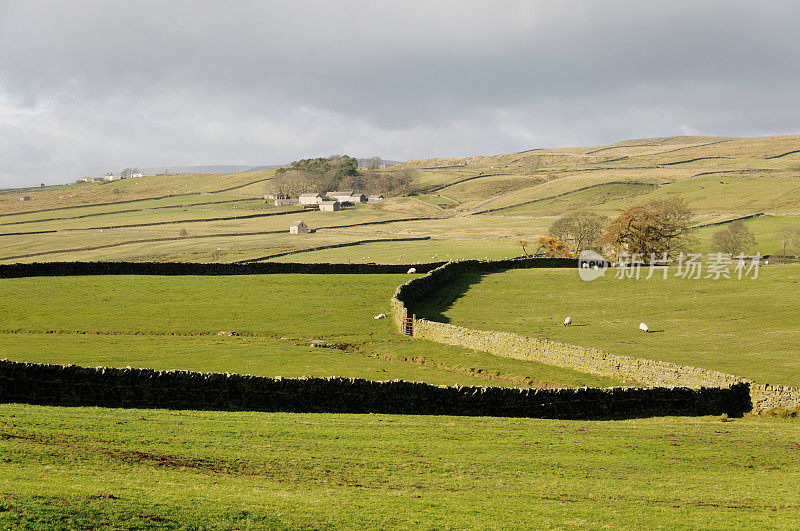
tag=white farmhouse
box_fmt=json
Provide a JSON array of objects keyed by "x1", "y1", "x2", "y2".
[{"x1": 289, "y1": 221, "x2": 310, "y2": 234}]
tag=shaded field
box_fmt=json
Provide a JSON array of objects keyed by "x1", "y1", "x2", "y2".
[
  {"x1": 413, "y1": 265, "x2": 800, "y2": 386},
  {"x1": 1, "y1": 404, "x2": 799, "y2": 528},
  {"x1": 0, "y1": 274, "x2": 616, "y2": 388}
]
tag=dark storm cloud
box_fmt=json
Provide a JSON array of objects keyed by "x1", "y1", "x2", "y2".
[{"x1": 1, "y1": 0, "x2": 799, "y2": 186}]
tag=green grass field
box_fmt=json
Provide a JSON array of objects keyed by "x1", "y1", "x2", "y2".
[
  {"x1": 0, "y1": 274, "x2": 616, "y2": 389},
  {"x1": 2, "y1": 404, "x2": 799, "y2": 528},
  {"x1": 3, "y1": 135, "x2": 800, "y2": 527},
  {"x1": 413, "y1": 265, "x2": 800, "y2": 386},
  {"x1": 691, "y1": 214, "x2": 800, "y2": 255}
]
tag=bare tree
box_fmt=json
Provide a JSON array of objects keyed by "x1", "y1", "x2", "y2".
[
  {"x1": 711, "y1": 221, "x2": 757, "y2": 255},
  {"x1": 549, "y1": 213, "x2": 607, "y2": 254},
  {"x1": 776, "y1": 227, "x2": 800, "y2": 257}
]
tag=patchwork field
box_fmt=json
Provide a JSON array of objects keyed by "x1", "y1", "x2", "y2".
[
  {"x1": 0, "y1": 274, "x2": 616, "y2": 389},
  {"x1": 413, "y1": 264, "x2": 800, "y2": 386},
  {"x1": 2, "y1": 135, "x2": 800, "y2": 263}
]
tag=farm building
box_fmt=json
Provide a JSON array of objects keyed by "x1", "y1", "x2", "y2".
[
  {"x1": 346, "y1": 193, "x2": 368, "y2": 204},
  {"x1": 289, "y1": 221, "x2": 310, "y2": 234},
  {"x1": 319, "y1": 200, "x2": 341, "y2": 212},
  {"x1": 327, "y1": 190, "x2": 353, "y2": 202},
  {"x1": 266, "y1": 193, "x2": 293, "y2": 205},
  {"x1": 102, "y1": 173, "x2": 121, "y2": 182},
  {"x1": 299, "y1": 193, "x2": 324, "y2": 205},
  {"x1": 19, "y1": 196, "x2": 31, "y2": 201},
  {"x1": 368, "y1": 194, "x2": 383, "y2": 202}
]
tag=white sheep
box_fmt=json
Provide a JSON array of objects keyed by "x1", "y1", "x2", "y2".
[
  {"x1": 407, "y1": 267, "x2": 417, "y2": 274},
  {"x1": 564, "y1": 316, "x2": 572, "y2": 326},
  {"x1": 639, "y1": 323, "x2": 649, "y2": 333},
  {"x1": 373, "y1": 313, "x2": 386, "y2": 320}
]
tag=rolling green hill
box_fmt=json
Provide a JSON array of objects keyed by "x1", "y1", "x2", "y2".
[{"x1": 2, "y1": 135, "x2": 799, "y2": 263}]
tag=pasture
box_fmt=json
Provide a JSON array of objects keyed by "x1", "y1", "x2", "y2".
[
  {"x1": 3, "y1": 134, "x2": 800, "y2": 526},
  {"x1": 413, "y1": 264, "x2": 800, "y2": 386},
  {"x1": 0, "y1": 274, "x2": 616, "y2": 389},
  {"x1": 1, "y1": 404, "x2": 799, "y2": 528}
]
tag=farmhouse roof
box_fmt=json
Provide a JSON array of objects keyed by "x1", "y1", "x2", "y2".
[
  {"x1": 289, "y1": 221, "x2": 306, "y2": 228},
  {"x1": 299, "y1": 192, "x2": 322, "y2": 198}
]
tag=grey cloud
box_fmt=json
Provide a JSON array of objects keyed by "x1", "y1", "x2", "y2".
[{"x1": 1, "y1": 0, "x2": 799, "y2": 185}]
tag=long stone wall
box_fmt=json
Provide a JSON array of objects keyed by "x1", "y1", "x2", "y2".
[
  {"x1": 391, "y1": 259, "x2": 800, "y2": 412},
  {"x1": 0, "y1": 360, "x2": 751, "y2": 419},
  {"x1": 0, "y1": 260, "x2": 446, "y2": 278}
]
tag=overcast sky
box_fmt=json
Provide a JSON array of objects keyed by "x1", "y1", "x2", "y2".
[{"x1": 1, "y1": 1, "x2": 799, "y2": 187}]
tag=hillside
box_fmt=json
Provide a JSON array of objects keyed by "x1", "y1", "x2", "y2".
[{"x1": 1, "y1": 135, "x2": 799, "y2": 263}]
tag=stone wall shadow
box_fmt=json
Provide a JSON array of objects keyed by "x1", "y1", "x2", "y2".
[{"x1": 409, "y1": 270, "x2": 489, "y2": 324}]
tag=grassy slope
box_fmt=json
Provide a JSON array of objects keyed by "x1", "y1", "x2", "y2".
[
  {"x1": 2, "y1": 404, "x2": 799, "y2": 528},
  {"x1": 0, "y1": 169, "x2": 276, "y2": 215},
  {"x1": 414, "y1": 265, "x2": 800, "y2": 386},
  {"x1": 2, "y1": 135, "x2": 799, "y2": 262},
  {"x1": 0, "y1": 274, "x2": 617, "y2": 388}
]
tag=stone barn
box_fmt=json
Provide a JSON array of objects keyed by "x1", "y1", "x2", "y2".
[
  {"x1": 327, "y1": 190, "x2": 353, "y2": 203},
  {"x1": 299, "y1": 193, "x2": 324, "y2": 205},
  {"x1": 347, "y1": 193, "x2": 368, "y2": 204},
  {"x1": 319, "y1": 200, "x2": 341, "y2": 212},
  {"x1": 289, "y1": 221, "x2": 310, "y2": 234}
]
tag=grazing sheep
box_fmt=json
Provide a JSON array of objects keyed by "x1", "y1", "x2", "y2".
[
  {"x1": 639, "y1": 323, "x2": 649, "y2": 333},
  {"x1": 407, "y1": 267, "x2": 417, "y2": 274},
  {"x1": 564, "y1": 316, "x2": 572, "y2": 326},
  {"x1": 593, "y1": 264, "x2": 600, "y2": 271},
  {"x1": 373, "y1": 313, "x2": 386, "y2": 320}
]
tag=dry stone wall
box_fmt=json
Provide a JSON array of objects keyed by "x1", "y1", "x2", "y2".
[
  {"x1": 0, "y1": 360, "x2": 751, "y2": 419},
  {"x1": 0, "y1": 260, "x2": 446, "y2": 278},
  {"x1": 391, "y1": 259, "x2": 800, "y2": 413}
]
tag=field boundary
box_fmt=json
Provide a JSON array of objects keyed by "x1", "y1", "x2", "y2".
[
  {"x1": 236, "y1": 237, "x2": 433, "y2": 263},
  {"x1": 475, "y1": 181, "x2": 657, "y2": 215},
  {"x1": 0, "y1": 260, "x2": 446, "y2": 278},
  {"x1": 390, "y1": 259, "x2": 800, "y2": 412},
  {"x1": 0, "y1": 360, "x2": 751, "y2": 419}
]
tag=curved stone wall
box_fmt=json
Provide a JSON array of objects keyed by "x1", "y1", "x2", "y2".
[{"x1": 391, "y1": 259, "x2": 800, "y2": 412}]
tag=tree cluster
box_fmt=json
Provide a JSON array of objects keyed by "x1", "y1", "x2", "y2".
[
  {"x1": 269, "y1": 155, "x2": 412, "y2": 197},
  {"x1": 270, "y1": 155, "x2": 359, "y2": 197},
  {"x1": 598, "y1": 198, "x2": 694, "y2": 257}
]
